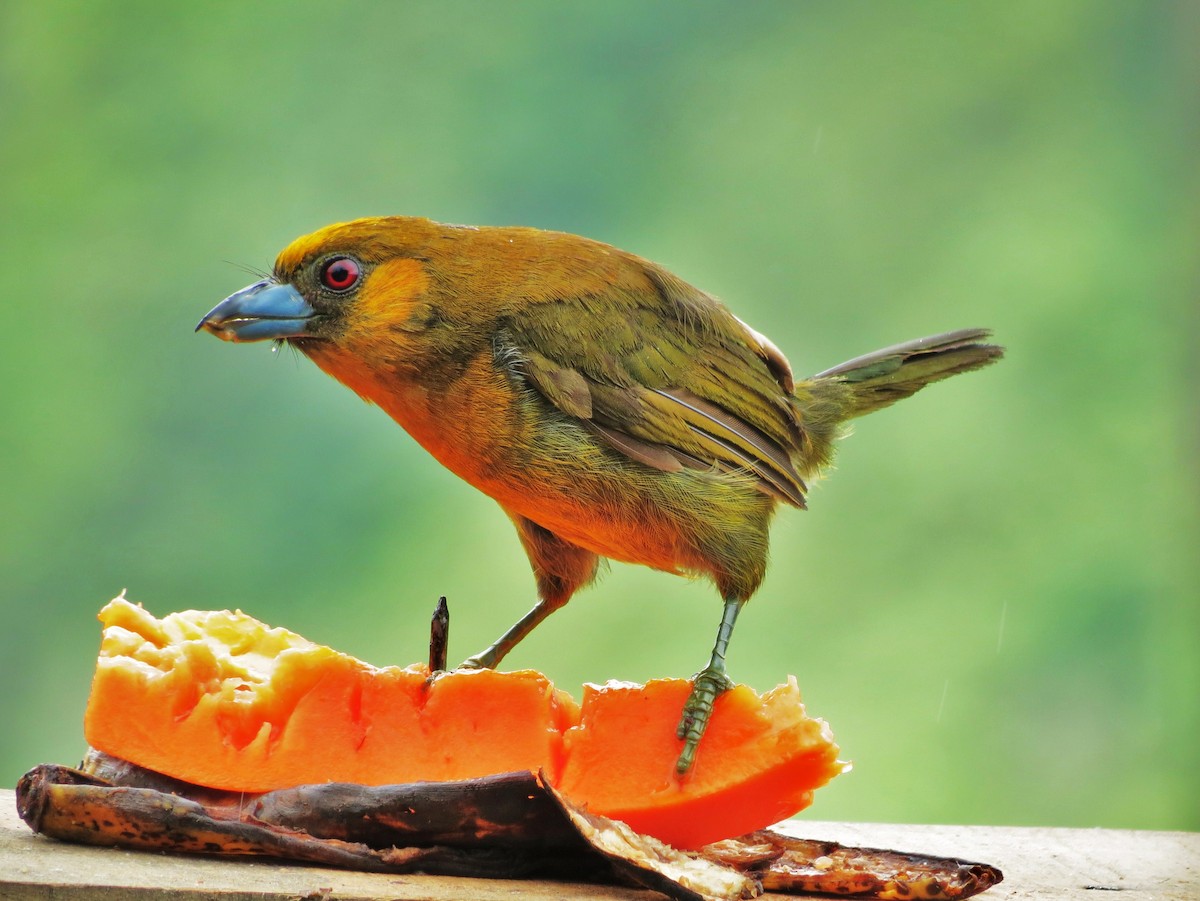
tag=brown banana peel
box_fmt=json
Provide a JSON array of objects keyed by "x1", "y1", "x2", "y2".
[{"x1": 17, "y1": 754, "x2": 1002, "y2": 901}]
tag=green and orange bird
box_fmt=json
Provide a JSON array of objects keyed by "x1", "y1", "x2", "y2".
[{"x1": 198, "y1": 217, "x2": 1002, "y2": 774}]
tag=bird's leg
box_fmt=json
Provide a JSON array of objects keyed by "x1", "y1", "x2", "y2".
[
  {"x1": 675, "y1": 595, "x2": 745, "y2": 775},
  {"x1": 462, "y1": 513, "x2": 599, "y2": 671},
  {"x1": 460, "y1": 595, "x2": 566, "y2": 670}
]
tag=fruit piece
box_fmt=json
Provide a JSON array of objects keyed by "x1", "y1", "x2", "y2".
[
  {"x1": 83, "y1": 595, "x2": 844, "y2": 849},
  {"x1": 558, "y1": 677, "x2": 844, "y2": 849},
  {"x1": 84, "y1": 596, "x2": 576, "y2": 791}
]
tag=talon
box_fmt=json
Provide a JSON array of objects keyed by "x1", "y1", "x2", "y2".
[{"x1": 674, "y1": 668, "x2": 734, "y2": 775}]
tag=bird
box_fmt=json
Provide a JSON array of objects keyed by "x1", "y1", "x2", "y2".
[{"x1": 197, "y1": 216, "x2": 1003, "y2": 774}]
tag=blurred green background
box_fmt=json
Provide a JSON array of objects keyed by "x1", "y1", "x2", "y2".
[{"x1": 2, "y1": 1, "x2": 1196, "y2": 832}]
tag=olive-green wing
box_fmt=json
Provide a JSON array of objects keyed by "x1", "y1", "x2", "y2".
[{"x1": 499, "y1": 263, "x2": 808, "y2": 507}]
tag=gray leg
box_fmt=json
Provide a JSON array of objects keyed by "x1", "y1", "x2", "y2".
[
  {"x1": 462, "y1": 512, "x2": 599, "y2": 670},
  {"x1": 675, "y1": 595, "x2": 744, "y2": 774}
]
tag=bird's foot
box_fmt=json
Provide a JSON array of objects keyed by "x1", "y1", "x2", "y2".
[
  {"x1": 457, "y1": 652, "x2": 493, "y2": 670},
  {"x1": 675, "y1": 666, "x2": 735, "y2": 775}
]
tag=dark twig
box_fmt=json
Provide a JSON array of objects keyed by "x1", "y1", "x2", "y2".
[{"x1": 429, "y1": 597, "x2": 450, "y2": 672}]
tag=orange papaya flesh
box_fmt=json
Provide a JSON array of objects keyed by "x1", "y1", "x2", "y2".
[
  {"x1": 83, "y1": 595, "x2": 845, "y2": 850},
  {"x1": 558, "y1": 677, "x2": 843, "y2": 850}
]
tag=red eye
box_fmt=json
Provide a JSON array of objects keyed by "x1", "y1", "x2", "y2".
[{"x1": 320, "y1": 256, "x2": 361, "y2": 292}]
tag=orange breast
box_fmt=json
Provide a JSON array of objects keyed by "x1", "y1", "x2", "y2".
[{"x1": 305, "y1": 336, "x2": 702, "y2": 572}]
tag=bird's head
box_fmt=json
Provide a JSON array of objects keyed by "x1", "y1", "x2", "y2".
[{"x1": 197, "y1": 217, "x2": 444, "y2": 350}]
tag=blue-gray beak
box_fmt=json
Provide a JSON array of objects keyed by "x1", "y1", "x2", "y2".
[{"x1": 196, "y1": 279, "x2": 316, "y2": 342}]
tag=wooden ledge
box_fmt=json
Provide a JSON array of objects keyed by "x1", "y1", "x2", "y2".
[{"x1": 2, "y1": 788, "x2": 1196, "y2": 900}]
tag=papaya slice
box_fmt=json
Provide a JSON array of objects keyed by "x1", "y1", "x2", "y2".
[
  {"x1": 83, "y1": 594, "x2": 845, "y2": 849},
  {"x1": 558, "y1": 677, "x2": 844, "y2": 850},
  {"x1": 83, "y1": 597, "x2": 577, "y2": 791}
]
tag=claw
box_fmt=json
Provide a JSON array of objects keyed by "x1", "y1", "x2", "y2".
[{"x1": 675, "y1": 667, "x2": 735, "y2": 774}]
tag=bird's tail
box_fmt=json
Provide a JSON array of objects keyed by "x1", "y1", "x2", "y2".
[
  {"x1": 811, "y1": 328, "x2": 1004, "y2": 420},
  {"x1": 790, "y1": 329, "x2": 1003, "y2": 477}
]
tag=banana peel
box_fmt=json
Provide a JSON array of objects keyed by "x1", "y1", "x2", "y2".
[{"x1": 17, "y1": 752, "x2": 1001, "y2": 901}]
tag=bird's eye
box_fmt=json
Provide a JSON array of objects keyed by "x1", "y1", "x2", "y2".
[{"x1": 320, "y1": 256, "x2": 361, "y2": 293}]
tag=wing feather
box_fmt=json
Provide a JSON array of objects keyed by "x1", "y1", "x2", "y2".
[{"x1": 498, "y1": 261, "x2": 808, "y2": 507}]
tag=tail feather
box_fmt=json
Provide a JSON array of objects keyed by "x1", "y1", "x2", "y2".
[{"x1": 812, "y1": 328, "x2": 1003, "y2": 420}]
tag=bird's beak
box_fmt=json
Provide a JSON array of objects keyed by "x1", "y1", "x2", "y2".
[{"x1": 196, "y1": 279, "x2": 316, "y2": 342}]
